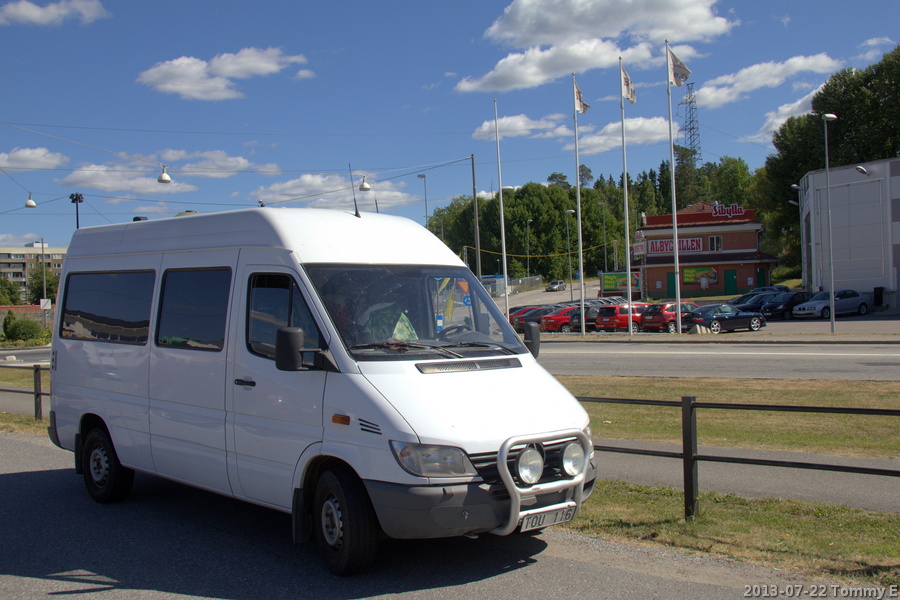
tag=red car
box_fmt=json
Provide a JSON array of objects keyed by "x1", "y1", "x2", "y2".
[
  {"x1": 595, "y1": 303, "x2": 650, "y2": 333},
  {"x1": 640, "y1": 301, "x2": 700, "y2": 333},
  {"x1": 508, "y1": 305, "x2": 542, "y2": 325},
  {"x1": 539, "y1": 306, "x2": 579, "y2": 332}
]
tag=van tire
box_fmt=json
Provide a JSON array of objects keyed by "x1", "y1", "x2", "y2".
[
  {"x1": 313, "y1": 467, "x2": 378, "y2": 576},
  {"x1": 81, "y1": 428, "x2": 134, "y2": 503}
]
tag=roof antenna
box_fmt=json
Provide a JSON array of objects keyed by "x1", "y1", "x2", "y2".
[{"x1": 348, "y1": 163, "x2": 361, "y2": 218}]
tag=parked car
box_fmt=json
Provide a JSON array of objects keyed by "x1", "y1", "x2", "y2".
[
  {"x1": 759, "y1": 292, "x2": 813, "y2": 320},
  {"x1": 511, "y1": 305, "x2": 558, "y2": 332},
  {"x1": 595, "y1": 303, "x2": 650, "y2": 333},
  {"x1": 540, "y1": 305, "x2": 580, "y2": 332},
  {"x1": 569, "y1": 304, "x2": 600, "y2": 332},
  {"x1": 545, "y1": 280, "x2": 566, "y2": 292},
  {"x1": 734, "y1": 292, "x2": 779, "y2": 314},
  {"x1": 681, "y1": 303, "x2": 766, "y2": 334},
  {"x1": 508, "y1": 305, "x2": 542, "y2": 325},
  {"x1": 748, "y1": 285, "x2": 790, "y2": 294},
  {"x1": 727, "y1": 292, "x2": 760, "y2": 305},
  {"x1": 793, "y1": 290, "x2": 872, "y2": 319},
  {"x1": 640, "y1": 301, "x2": 700, "y2": 333}
]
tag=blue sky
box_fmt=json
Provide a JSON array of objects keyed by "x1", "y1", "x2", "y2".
[{"x1": 1, "y1": 0, "x2": 897, "y2": 247}]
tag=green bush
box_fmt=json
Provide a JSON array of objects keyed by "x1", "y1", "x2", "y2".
[
  {"x1": 771, "y1": 264, "x2": 801, "y2": 281},
  {"x1": 4, "y1": 318, "x2": 44, "y2": 342}
]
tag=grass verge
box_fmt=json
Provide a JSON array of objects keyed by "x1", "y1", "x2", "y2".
[{"x1": 561, "y1": 481, "x2": 899, "y2": 588}]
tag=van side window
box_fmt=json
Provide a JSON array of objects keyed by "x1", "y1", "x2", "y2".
[
  {"x1": 60, "y1": 271, "x2": 155, "y2": 344},
  {"x1": 157, "y1": 268, "x2": 231, "y2": 351},
  {"x1": 247, "y1": 273, "x2": 320, "y2": 359}
]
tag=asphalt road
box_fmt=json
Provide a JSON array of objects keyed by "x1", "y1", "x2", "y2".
[
  {"x1": 0, "y1": 431, "x2": 850, "y2": 600},
  {"x1": 538, "y1": 341, "x2": 900, "y2": 380}
]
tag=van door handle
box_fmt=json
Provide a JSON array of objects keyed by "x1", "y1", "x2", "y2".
[{"x1": 234, "y1": 378, "x2": 256, "y2": 387}]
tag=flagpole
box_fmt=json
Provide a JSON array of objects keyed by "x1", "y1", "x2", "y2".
[
  {"x1": 620, "y1": 57, "x2": 634, "y2": 336},
  {"x1": 665, "y1": 40, "x2": 683, "y2": 333},
  {"x1": 572, "y1": 74, "x2": 586, "y2": 334},
  {"x1": 493, "y1": 99, "x2": 510, "y2": 319}
]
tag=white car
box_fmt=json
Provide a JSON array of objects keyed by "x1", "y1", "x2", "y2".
[{"x1": 792, "y1": 289, "x2": 871, "y2": 319}]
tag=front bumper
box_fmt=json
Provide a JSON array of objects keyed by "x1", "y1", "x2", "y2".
[{"x1": 365, "y1": 431, "x2": 597, "y2": 539}]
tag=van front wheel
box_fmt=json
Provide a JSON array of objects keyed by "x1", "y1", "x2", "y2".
[
  {"x1": 313, "y1": 468, "x2": 379, "y2": 576},
  {"x1": 81, "y1": 427, "x2": 134, "y2": 503}
]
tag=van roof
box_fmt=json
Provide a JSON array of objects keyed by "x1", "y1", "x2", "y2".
[{"x1": 65, "y1": 208, "x2": 463, "y2": 266}]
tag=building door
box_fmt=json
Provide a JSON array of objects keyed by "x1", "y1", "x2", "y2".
[
  {"x1": 756, "y1": 268, "x2": 767, "y2": 288},
  {"x1": 666, "y1": 272, "x2": 676, "y2": 298},
  {"x1": 725, "y1": 270, "x2": 737, "y2": 295}
]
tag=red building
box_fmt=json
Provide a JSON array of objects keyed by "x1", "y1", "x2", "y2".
[{"x1": 636, "y1": 202, "x2": 777, "y2": 298}]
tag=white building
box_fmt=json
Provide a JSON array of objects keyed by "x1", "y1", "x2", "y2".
[
  {"x1": 796, "y1": 157, "x2": 899, "y2": 307},
  {"x1": 0, "y1": 242, "x2": 67, "y2": 304}
]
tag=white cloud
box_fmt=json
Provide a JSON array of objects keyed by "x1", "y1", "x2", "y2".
[
  {"x1": 485, "y1": 0, "x2": 733, "y2": 47},
  {"x1": 0, "y1": 233, "x2": 45, "y2": 246},
  {"x1": 0, "y1": 146, "x2": 68, "y2": 169},
  {"x1": 0, "y1": 0, "x2": 109, "y2": 26},
  {"x1": 855, "y1": 37, "x2": 896, "y2": 63},
  {"x1": 158, "y1": 150, "x2": 281, "y2": 179},
  {"x1": 61, "y1": 163, "x2": 197, "y2": 195},
  {"x1": 696, "y1": 53, "x2": 841, "y2": 108},
  {"x1": 472, "y1": 114, "x2": 563, "y2": 140},
  {"x1": 252, "y1": 174, "x2": 416, "y2": 211},
  {"x1": 456, "y1": 0, "x2": 733, "y2": 92},
  {"x1": 138, "y1": 47, "x2": 311, "y2": 101},
  {"x1": 742, "y1": 86, "x2": 820, "y2": 145},
  {"x1": 575, "y1": 117, "x2": 672, "y2": 155}
]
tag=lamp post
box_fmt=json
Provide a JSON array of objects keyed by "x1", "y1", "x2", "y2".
[
  {"x1": 822, "y1": 113, "x2": 837, "y2": 334},
  {"x1": 417, "y1": 173, "x2": 428, "y2": 227},
  {"x1": 598, "y1": 201, "x2": 608, "y2": 273},
  {"x1": 790, "y1": 183, "x2": 805, "y2": 291},
  {"x1": 526, "y1": 218, "x2": 532, "y2": 278},
  {"x1": 69, "y1": 193, "x2": 84, "y2": 229},
  {"x1": 564, "y1": 209, "x2": 575, "y2": 301},
  {"x1": 33, "y1": 239, "x2": 47, "y2": 328}
]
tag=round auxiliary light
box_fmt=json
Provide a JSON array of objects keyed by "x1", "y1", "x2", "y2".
[
  {"x1": 561, "y1": 441, "x2": 586, "y2": 477},
  {"x1": 516, "y1": 446, "x2": 544, "y2": 485}
]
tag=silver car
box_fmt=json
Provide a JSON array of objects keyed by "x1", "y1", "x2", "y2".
[{"x1": 792, "y1": 290, "x2": 871, "y2": 319}]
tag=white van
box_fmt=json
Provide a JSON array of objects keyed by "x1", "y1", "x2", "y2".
[{"x1": 48, "y1": 207, "x2": 596, "y2": 575}]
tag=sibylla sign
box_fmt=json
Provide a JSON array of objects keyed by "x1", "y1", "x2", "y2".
[{"x1": 712, "y1": 203, "x2": 746, "y2": 218}]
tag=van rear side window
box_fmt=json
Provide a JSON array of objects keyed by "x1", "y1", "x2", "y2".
[
  {"x1": 60, "y1": 271, "x2": 156, "y2": 344},
  {"x1": 157, "y1": 268, "x2": 231, "y2": 351}
]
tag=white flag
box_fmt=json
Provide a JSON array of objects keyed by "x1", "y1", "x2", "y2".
[
  {"x1": 621, "y1": 63, "x2": 636, "y2": 104},
  {"x1": 573, "y1": 77, "x2": 590, "y2": 113},
  {"x1": 668, "y1": 47, "x2": 691, "y2": 87}
]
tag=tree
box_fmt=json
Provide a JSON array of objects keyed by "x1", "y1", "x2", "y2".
[
  {"x1": 26, "y1": 266, "x2": 59, "y2": 306},
  {"x1": 0, "y1": 278, "x2": 22, "y2": 306},
  {"x1": 578, "y1": 164, "x2": 594, "y2": 188},
  {"x1": 547, "y1": 172, "x2": 571, "y2": 189}
]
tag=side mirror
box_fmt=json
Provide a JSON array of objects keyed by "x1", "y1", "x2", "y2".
[
  {"x1": 523, "y1": 321, "x2": 540, "y2": 358},
  {"x1": 276, "y1": 327, "x2": 323, "y2": 371}
]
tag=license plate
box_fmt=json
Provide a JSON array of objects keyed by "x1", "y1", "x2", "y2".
[
  {"x1": 519, "y1": 505, "x2": 576, "y2": 532},
  {"x1": 601, "y1": 317, "x2": 611, "y2": 322}
]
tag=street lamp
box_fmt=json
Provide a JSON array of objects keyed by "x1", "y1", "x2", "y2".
[
  {"x1": 822, "y1": 113, "x2": 837, "y2": 334},
  {"x1": 70, "y1": 193, "x2": 84, "y2": 229},
  {"x1": 526, "y1": 218, "x2": 532, "y2": 278},
  {"x1": 564, "y1": 209, "x2": 575, "y2": 301},
  {"x1": 598, "y1": 200, "x2": 608, "y2": 273},
  {"x1": 790, "y1": 183, "x2": 805, "y2": 290},
  {"x1": 417, "y1": 174, "x2": 428, "y2": 227},
  {"x1": 358, "y1": 175, "x2": 379, "y2": 212}
]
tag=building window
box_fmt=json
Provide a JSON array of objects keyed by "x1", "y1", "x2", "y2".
[{"x1": 709, "y1": 236, "x2": 723, "y2": 252}]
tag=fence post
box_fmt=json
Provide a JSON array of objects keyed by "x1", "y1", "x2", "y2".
[
  {"x1": 681, "y1": 395, "x2": 698, "y2": 520},
  {"x1": 33, "y1": 364, "x2": 43, "y2": 421}
]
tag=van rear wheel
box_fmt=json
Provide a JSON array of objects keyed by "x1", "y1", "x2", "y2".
[
  {"x1": 313, "y1": 467, "x2": 379, "y2": 576},
  {"x1": 81, "y1": 427, "x2": 134, "y2": 503}
]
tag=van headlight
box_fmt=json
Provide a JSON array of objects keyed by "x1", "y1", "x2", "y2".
[
  {"x1": 516, "y1": 446, "x2": 545, "y2": 485},
  {"x1": 390, "y1": 441, "x2": 477, "y2": 477},
  {"x1": 561, "y1": 441, "x2": 586, "y2": 476}
]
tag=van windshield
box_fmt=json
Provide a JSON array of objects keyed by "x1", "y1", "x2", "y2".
[{"x1": 305, "y1": 264, "x2": 528, "y2": 360}]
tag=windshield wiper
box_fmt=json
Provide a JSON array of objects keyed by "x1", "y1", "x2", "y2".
[
  {"x1": 350, "y1": 341, "x2": 464, "y2": 358},
  {"x1": 438, "y1": 341, "x2": 517, "y2": 355}
]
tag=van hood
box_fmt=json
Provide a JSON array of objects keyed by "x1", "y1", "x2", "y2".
[{"x1": 357, "y1": 357, "x2": 587, "y2": 454}]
